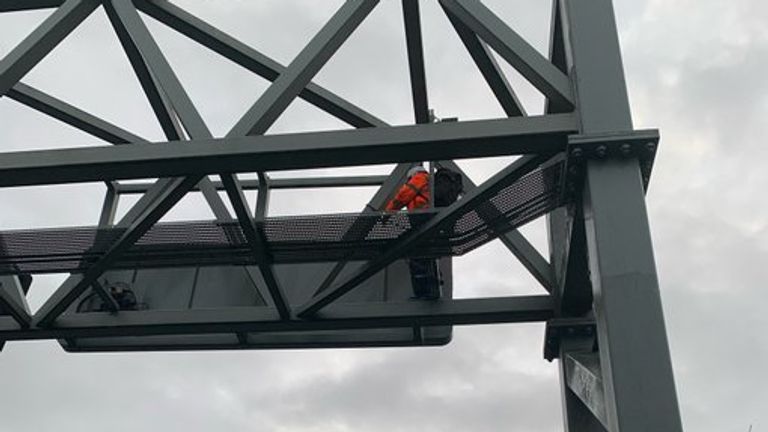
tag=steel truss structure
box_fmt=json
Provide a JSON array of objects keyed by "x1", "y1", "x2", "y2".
[{"x1": 0, "y1": 0, "x2": 683, "y2": 430}]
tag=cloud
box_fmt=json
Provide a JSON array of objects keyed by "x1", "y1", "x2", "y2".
[{"x1": 0, "y1": 0, "x2": 765, "y2": 431}]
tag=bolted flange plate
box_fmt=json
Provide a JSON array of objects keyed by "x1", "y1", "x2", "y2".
[
  {"x1": 543, "y1": 317, "x2": 597, "y2": 361},
  {"x1": 561, "y1": 129, "x2": 660, "y2": 204}
]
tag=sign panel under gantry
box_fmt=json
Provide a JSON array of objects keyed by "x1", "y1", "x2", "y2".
[{"x1": 57, "y1": 259, "x2": 453, "y2": 352}]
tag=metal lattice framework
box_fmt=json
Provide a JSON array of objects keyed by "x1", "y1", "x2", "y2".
[{"x1": 0, "y1": 0, "x2": 683, "y2": 430}]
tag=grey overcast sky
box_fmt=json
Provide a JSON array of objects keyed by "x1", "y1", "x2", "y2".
[{"x1": 0, "y1": 0, "x2": 766, "y2": 431}]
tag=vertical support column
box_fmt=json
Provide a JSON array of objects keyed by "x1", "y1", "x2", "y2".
[
  {"x1": 559, "y1": 0, "x2": 683, "y2": 431},
  {"x1": 559, "y1": 337, "x2": 606, "y2": 432}
]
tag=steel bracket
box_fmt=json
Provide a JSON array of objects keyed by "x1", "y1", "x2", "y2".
[
  {"x1": 562, "y1": 129, "x2": 660, "y2": 204},
  {"x1": 543, "y1": 317, "x2": 596, "y2": 361}
]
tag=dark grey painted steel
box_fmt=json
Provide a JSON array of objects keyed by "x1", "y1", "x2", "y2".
[
  {"x1": 228, "y1": 0, "x2": 379, "y2": 137},
  {"x1": 310, "y1": 168, "x2": 414, "y2": 296},
  {"x1": 97, "y1": 183, "x2": 119, "y2": 227},
  {"x1": 1, "y1": 295, "x2": 551, "y2": 341},
  {"x1": 6, "y1": 83, "x2": 147, "y2": 144},
  {"x1": 565, "y1": 353, "x2": 608, "y2": 429},
  {"x1": 440, "y1": 0, "x2": 574, "y2": 109},
  {"x1": 221, "y1": 175, "x2": 291, "y2": 319},
  {"x1": 0, "y1": 0, "x2": 98, "y2": 96},
  {"x1": 440, "y1": 160, "x2": 554, "y2": 292},
  {"x1": 402, "y1": 0, "x2": 429, "y2": 124},
  {"x1": 254, "y1": 172, "x2": 270, "y2": 221},
  {"x1": 108, "y1": 0, "x2": 286, "y2": 322},
  {"x1": 0, "y1": 0, "x2": 63, "y2": 12},
  {"x1": 27, "y1": 258, "x2": 456, "y2": 350},
  {"x1": 0, "y1": 5, "x2": 683, "y2": 424},
  {"x1": 215, "y1": 0, "x2": 385, "y2": 318},
  {"x1": 306, "y1": 0, "x2": 417, "y2": 295},
  {"x1": 558, "y1": 335, "x2": 607, "y2": 432},
  {"x1": 545, "y1": 0, "x2": 593, "y2": 319},
  {"x1": 441, "y1": 1, "x2": 526, "y2": 117},
  {"x1": 105, "y1": 1, "x2": 183, "y2": 142},
  {"x1": 0, "y1": 114, "x2": 576, "y2": 187},
  {"x1": 105, "y1": 0, "x2": 233, "y2": 222},
  {"x1": 133, "y1": 0, "x2": 398, "y2": 325},
  {"x1": 136, "y1": 0, "x2": 387, "y2": 129},
  {"x1": 34, "y1": 175, "x2": 202, "y2": 326},
  {"x1": 91, "y1": 279, "x2": 119, "y2": 313},
  {"x1": 0, "y1": 277, "x2": 32, "y2": 327},
  {"x1": 108, "y1": 0, "x2": 293, "y2": 318},
  {"x1": 498, "y1": 229, "x2": 553, "y2": 292},
  {"x1": 561, "y1": 0, "x2": 683, "y2": 430},
  {"x1": 114, "y1": 175, "x2": 390, "y2": 194},
  {"x1": 298, "y1": 154, "x2": 550, "y2": 317}
]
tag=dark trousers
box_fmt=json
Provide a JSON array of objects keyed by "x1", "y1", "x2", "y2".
[{"x1": 408, "y1": 259, "x2": 441, "y2": 299}]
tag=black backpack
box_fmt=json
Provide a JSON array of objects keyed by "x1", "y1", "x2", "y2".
[{"x1": 433, "y1": 166, "x2": 463, "y2": 207}]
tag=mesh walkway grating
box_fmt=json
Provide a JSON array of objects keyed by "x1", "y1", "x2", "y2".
[{"x1": 0, "y1": 161, "x2": 563, "y2": 274}]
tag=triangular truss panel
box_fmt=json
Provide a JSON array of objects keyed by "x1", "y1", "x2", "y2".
[{"x1": 0, "y1": 1, "x2": 683, "y2": 429}]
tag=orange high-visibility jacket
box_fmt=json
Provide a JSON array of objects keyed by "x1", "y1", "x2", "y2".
[{"x1": 385, "y1": 171, "x2": 430, "y2": 211}]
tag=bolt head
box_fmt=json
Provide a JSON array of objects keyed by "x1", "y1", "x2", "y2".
[
  {"x1": 595, "y1": 145, "x2": 608, "y2": 158},
  {"x1": 646, "y1": 142, "x2": 657, "y2": 153},
  {"x1": 570, "y1": 147, "x2": 583, "y2": 159},
  {"x1": 620, "y1": 143, "x2": 632, "y2": 156}
]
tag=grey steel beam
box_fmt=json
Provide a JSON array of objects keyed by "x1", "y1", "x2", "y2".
[
  {"x1": 97, "y1": 182, "x2": 119, "y2": 227},
  {"x1": 310, "y1": 162, "x2": 412, "y2": 296},
  {"x1": 0, "y1": 1, "x2": 64, "y2": 12},
  {"x1": 402, "y1": 0, "x2": 429, "y2": 124},
  {"x1": 3, "y1": 296, "x2": 553, "y2": 340},
  {"x1": 228, "y1": 0, "x2": 379, "y2": 137},
  {"x1": 0, "y1": 278, "x2": 32, "y2": 327},
  {"x1": 106, "y1": 0, "x2": 234, "y2": 251},
  {"x1": 135, "y1": 0, "x2": 387, "y2": 129},
  {"x1": 91, "y1": 279, "x2": 119, "y2": 313},
  {"x1": 6, "y1": 83, "x2": 147, "y2": 144},
  {"x1": 216, "y1": 0, "x2": 382, "y2": 318},
  {"x1": 559, "y1": 335, "x2": 607, "y2": 432},
  {"x1": 543, "y1": 0, "x2": 570, "y2": 114},
  {"x1": 545, "y1": 0, "x2": 590, "y2": 314},
  {"x1": 254, "y1": 172, "x2": 270, "y2": 221},
  {"x1": 441, "y1": 160, "x2": 554, "y2": 292},
  {"x1": 108, "y1": 0, "x2": 293, "y2": 316},
  {"x1": 298, "y1": 154, "x2": 551, "y2": 317},
  {"x1": 216, "y1": 0, "x2": 384, "y2": 301},
  {"x1": 0, "y1": 0, "x2": 98, "y2": 96},
  {"x1": 561, "y1": 0, "x2": 683, "y2": 430},
  {"x1": 34, "y1": 176, "x2": 202, "y2": 327},
  {"x1": 499, "y1": 229, "x2": 553, "y2": 292},
  {"x1": 105, "y1": 1, "x2": 183, "y2": 141},
  {"x1": 0, "y1": 114, "x2": 576, "y2": 187},
  {"x1": 7, "y1": 84, "x2": 133, "y2": 317},
  {"x1": 105, "y1": 0, "x2": 234, "y2": 219},
  {"x1": 221, "y1": 175, "x2": 291, "y2": 320},
  {"x1": 564, "y1": 352, "x2": 609, "y2": 429},
  {"x1": 441, "y1": 1, "x2": 525, "y2": 117},
  {"x1": 107, "y1": 0, "x2": 205, "y2": 141},
  {"x1": 115, "y1": 175, "x2": 390, "y2": 194},
  {"x1": 440, "y1": 0, "x2": 574, "y2": 109}
]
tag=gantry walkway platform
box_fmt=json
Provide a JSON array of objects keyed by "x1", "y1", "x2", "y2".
[{"x1": 0, "y1": 160, "x2": 562, "y2": 275}]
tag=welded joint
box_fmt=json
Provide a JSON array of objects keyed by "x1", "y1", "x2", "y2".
[
  {"x1": 543, "y1": 317, "x2": 596, "y2": 361},
  {"x1": 562, "y1": 129, "x2": 660, "y2": 203}
]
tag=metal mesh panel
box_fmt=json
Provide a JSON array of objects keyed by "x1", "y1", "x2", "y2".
[{"x1": 0, "y1": 160, "x2": 564, "y2": 274}]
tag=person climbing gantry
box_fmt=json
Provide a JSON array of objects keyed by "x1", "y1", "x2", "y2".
[{"x1": 385, "y1": 164, "x2": 441, "y2": 300}]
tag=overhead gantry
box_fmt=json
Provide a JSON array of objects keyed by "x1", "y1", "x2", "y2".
[{"x1": 0, "y1": 1, "x2": 683, "y2": 430}]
